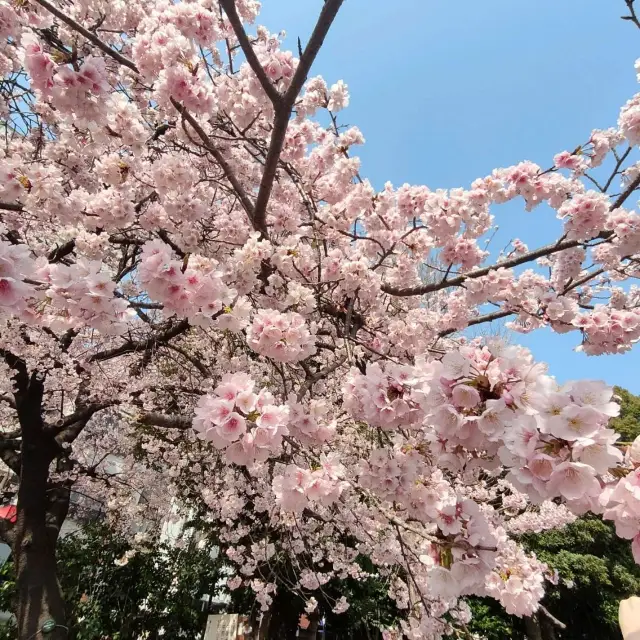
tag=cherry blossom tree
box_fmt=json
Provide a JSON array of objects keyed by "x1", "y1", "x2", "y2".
[{"x1": 3, "y1": 0, "x2": 640, "y2": 638}]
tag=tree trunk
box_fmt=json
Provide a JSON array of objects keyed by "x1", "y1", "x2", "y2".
[
  {"x1": 0, "y1": 356, "x2": 80, "y2": 639},
  {"x1": 14, "y1": 444, "x2": 67, "y2": 640},
  {"x1": 11, "y1": 367, "x2": 69, "y2": 640},
  {"x1": 298, "y1": 611, "x2": 320, "y2": 640},
  {"x1": 524, "y1": 613, "x2": 543, "y2": 640},
  {"x1": 256, "y1": 610, "x2": 271, "y2": 640},
  {"x1": 540, "y1": 616, "x2": 558, "y2": 640}
]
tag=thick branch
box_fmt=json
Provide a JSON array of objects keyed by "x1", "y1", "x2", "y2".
[
  {"x1": 52, "y1": 401, "x2": 118, "y2": 445},
  {"x1": 34, "y1": 0, "x2": 139, "y2": 73},
  {"x1": 163, "y1": 343, "x2": 211, "y2": 377},
  {"x1": 623, "y1": 0, "x2": 640, "y2": 29},
  {"x1": 0, "y1": 201, "x2": 23, "y2": 212},
  {"x1": 219, "y1": 0, "x2": 281, "y2": 105},
  {"x1": 137, "y1": 412, "x2": 192, "y2": 430},
  {"x1": 297, "y1": 355, "x2": 347, "y2": 401},
  {"x1": 382, "y1": 234, "x2": 612, "y2": 297},
  {"x1": 281, "y1": 0, "x2": 345, "y2": 113},
  {"x1": 437, "y1": 262, "x2": 608, "y2": 338},
  {"x1": 539, "y1": 605, "x2": 566, "y2": 630},
  {"x1": 613, "y1": 171, "x2": 640, "y2": 209},
  {"x1": 251, "y1": 0, "x2": 345, "y2": 235},
  {"x1": 383, "y1": 172, "x2": 640, "y2": 298},
  {"x1": 158, "y1": 229, "x2": 186, "y2": 259},
  {"x1": 47, "y1": 239, "x2": 76, "y2": 263}
]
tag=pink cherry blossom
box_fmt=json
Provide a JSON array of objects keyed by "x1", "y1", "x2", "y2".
[
  {"x1": 549, "y1": 462, "x2": 601, "y2": 501},
  {"x1": 3, "y1": 2, "x2": 640, "y2": 637}
]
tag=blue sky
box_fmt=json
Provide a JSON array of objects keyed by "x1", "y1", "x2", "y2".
[{"x1": 257, "y1": 1, "x2": 640, "y2": 391}]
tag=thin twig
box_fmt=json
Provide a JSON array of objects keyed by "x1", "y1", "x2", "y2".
[{"x1": 170, "y1": 98, "x2": 257, "y2": 227}]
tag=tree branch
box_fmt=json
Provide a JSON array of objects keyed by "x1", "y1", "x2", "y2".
[
  {"x1": 158, "y1": 229, "x2": 186, "y2": 259},
  {"x1": 612, "y1": 171, "x2": 640, "y2": 209},
  {"x1": 382, "y1": 234, "x2": 611, "y2": 297},
  {"x1": 623, "y1": 0, "x2": 640, "y2": 29},
  {"x1": 297, "y1": 355, "x2": 347, "y2": 401},
  {"x1": 219, "y1": 0, "x2": 281, "y2": 105},
  {"x1": 162, "y1": 343, "x2": 211, "y2": 378},
  {"x1": 171, "y1": 98, "x2": 257, "y2": 226},
  {"x1": 51, "y1": 401, "x2": 118, "y2": 445},
  {"x1": 383, "y1": 172, "x2": 640, "y2": 298},
  {"x1": 137, "y1": 412, "x2": 192, "y2": 430},
  {"x1": 438, "y1": 309, "x2": 515, "y2": 337},
  {"x1": 47, "y1": 239, "x2": 76, "y2": 263},
  {"x1": 539, "y1": 604, "x2": 566, "y2": 630},
  {"x1": 33, "y1": 0, "x2": 139, "y2": 73},
  {"x1": 88, "y1": 318, "x2": 190, "y2": 363},
  {"x1": 250, "y1": 0, "x2": 345, "y2": 236},
  {"x1": 0, "y1": 201, "x2": 23, "y2": 212}
]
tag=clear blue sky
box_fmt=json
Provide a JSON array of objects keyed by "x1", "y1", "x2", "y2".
[{"x1": 257, "y1": 1, "x2": 640, "y2": 392}]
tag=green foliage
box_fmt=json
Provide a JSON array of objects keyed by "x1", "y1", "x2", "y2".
[
  {"x1": 610, "y1": 386, "x2": 640, "y2": 442},
  {"x1": 466, "y1": 597, "x2": 524, "y2": 640},
  {"x1": 0, "y1": 561, "x2": 16, "y2": 639},
  {"x1": 524, "y1": 515, "x2": 640, "y2": 639},
  {"x1": 0, "y1": 522, "x2": 227, "y2": 639},
  {"x1": 467, "y1": 516, "x2": 640, "y2": 640},
  {"x1": 2, "y1": 387, "x2": 638, "y2": 639},
  {"x1": 319, "y1": 560, "x2": 402, "y2": 638}
]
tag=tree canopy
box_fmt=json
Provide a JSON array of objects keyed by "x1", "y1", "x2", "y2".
[{"x1": 1, "y1": 0, "x2": 640, "y2": 638}]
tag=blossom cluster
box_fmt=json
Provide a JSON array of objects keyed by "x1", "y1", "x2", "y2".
[
  {"x1": 0, "y1": 240, "x2": 133, "y2": 334},
  {"x1": 340, "y1": 342, "x2": 628, "y2": 615},
  {"x1": 272, "y1": 456, "x2": 348, "y2": 512},
  {"x1": 0, "y1": 240, "x2": 36, "y2": 316},
  {"x1": 246, "y1": 309, "x2": 316, "y2": 362},
  {"x1": 139, "y1": 240, "x2": 243, "y2": 329},
  {"x1": 37, "y1": 259, "x2": 135, "y2": 334},
  {"x1": 603, "y1": 457, "x2": 640, "y2": 563},
  {"x1": 193, "y1": 373, "x2": 289, "y2": 466},
  {"x1": 342, "y1": 362, "x2": 425, "y2": 430},
  {"x1": 286, "y1": 395, "x2": 337, "y2": 445}
]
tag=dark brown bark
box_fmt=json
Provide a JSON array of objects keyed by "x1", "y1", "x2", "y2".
[
  {"x1": 524, "y1": 613, "x2": 543, "y2": 640},
  {"x1": 10, "y1": 366, "x2": 69, "y2": 639},
  {"x1": 1, "y1": 346, "x2": 116, "y2": 639},
  {"x1": 14, "y1": 458, "x2": 68, "y2": 639},
  {"x1": 540, "y1": 615, "x2": 558, "y2": 640}
]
